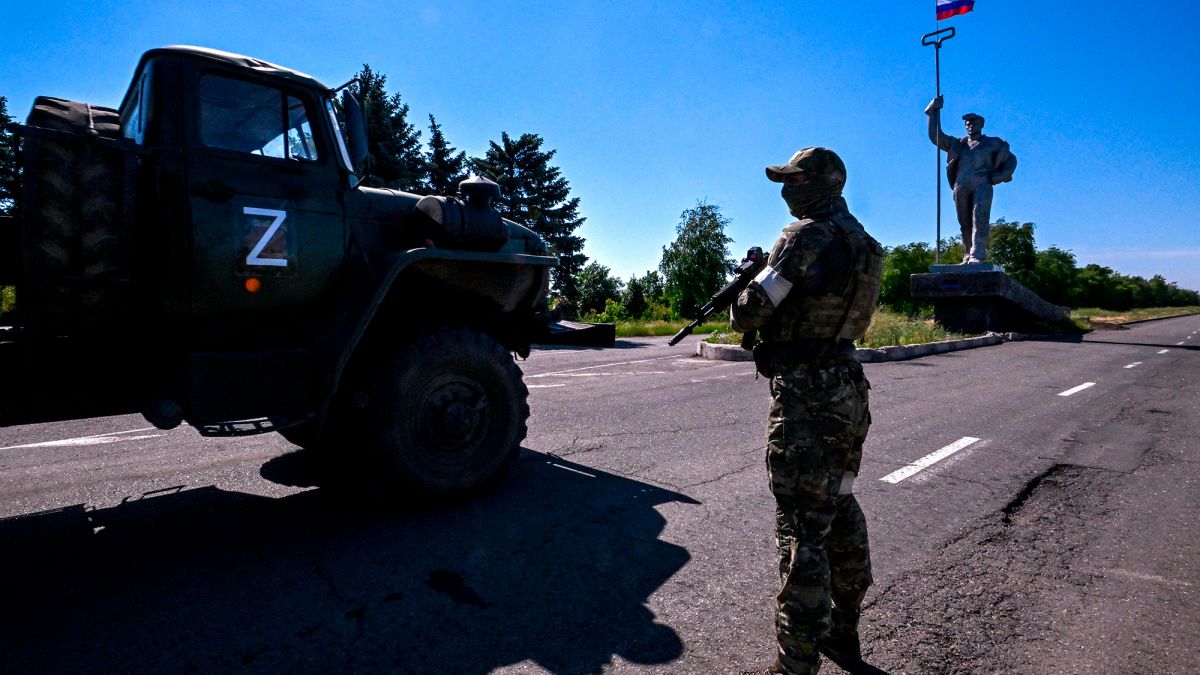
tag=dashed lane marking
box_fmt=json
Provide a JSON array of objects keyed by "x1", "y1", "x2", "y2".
[
  {"x1": 880, "y1": 437, "x2": 981, "y2": 484},
  {"x1": 1094, "y1": 568, "x2": 1194, "y2": 588},
  {"x1": 1124, "y1": 362, "x2": 1142, "y2": 369},
  {"x1": 1178, "y1": 342, "x2": 1187, "y2": 345},
  {"x1": 546, "y1": 461, "x2": 597, "y2": 478},
  {"x1": 527, "y1": 355, "x2": 684, "y2": 379},
  {"x1": 1158, "y1": 349, "x2": 1170, "y2": 354},
  {"x1": 1, "y1": 427, "x2": 164, "y2": 451},
  {"x1": 528, "y1": 384, "x2": 567, "y2": 389},
  {"x1": 1058, "y1": 382, "x2": 1096, "y2": 397}
]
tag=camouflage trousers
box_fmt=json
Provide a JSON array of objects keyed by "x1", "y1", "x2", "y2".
[{"x1": 766, "y1": 358, "x2": 873, "y2": 675}]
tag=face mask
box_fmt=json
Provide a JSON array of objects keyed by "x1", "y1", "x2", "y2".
[{"x1": 781, "y1": 183, "x2": 824, "y2": 218}]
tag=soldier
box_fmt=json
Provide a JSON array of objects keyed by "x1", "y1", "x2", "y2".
[
  {"x1": 734, "y1": 147, "x2": 884, "y2": 675},
  {"x1": 925, "y1": 95, "x2": 1017, "y2": 263}
]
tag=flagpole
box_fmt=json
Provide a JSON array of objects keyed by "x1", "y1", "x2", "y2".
[{"x1": 922, "y1": 24, "x2": 956, "y2": 264}]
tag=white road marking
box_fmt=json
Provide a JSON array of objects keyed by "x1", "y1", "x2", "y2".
[
  {"x1": 1124, "y1": 362, "x2": 1142, "y2": 369},
  {"x1": 1157, "y1": 349, "x2": 1170, "y2": 354},
  {"x1": 880, "y1": 437, "x2": 981, "y2": 484},
  {"x1": 527, "y1": 355, "x2": 684, "y2": 379},
  {"x1": 528, "y1": 384, "x2": 566, "y2": 389},
  {"x1": 1058, "y1": 382, "x2": 1096, "y2": 397},
  {"x1": 1097, "y1": 568, "x2": 1194, "y2": 588},
  {"x1": 1, "y1": 427, "x2": 164, "y2": 450},
  {"x1": 547, "y1": 462, "x2": 596, "y2": 478},
  {"x1": 1178, "y1": 341, "x2": 1187, "y2": 345}
]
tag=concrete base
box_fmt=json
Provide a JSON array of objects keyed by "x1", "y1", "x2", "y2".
[
  {"x1": 910, "y1": 269, "x2": 1070, "y2": 334},
  {"x1": 930, "y1": 262, "x2": 1005, "y2": 274}
]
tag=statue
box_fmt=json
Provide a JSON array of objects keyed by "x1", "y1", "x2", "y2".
[{"x1": 925, "y1": 95, "x2": 1017, "y2": 263}]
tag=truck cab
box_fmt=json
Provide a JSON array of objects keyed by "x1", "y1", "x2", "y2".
[{"x1": 1, "y1": 47, "x2": 557, "y2": 500}]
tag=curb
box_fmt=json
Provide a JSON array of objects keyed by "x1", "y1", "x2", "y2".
[{"x1": 696, "y1": 332, "x2": 1010, "y2": 364}]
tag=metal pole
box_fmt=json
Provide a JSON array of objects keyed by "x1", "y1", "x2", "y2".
[
  {"x1": 922, "y1": 27, "x2": 956, "y2": 264},
  {"x1": 934, "y1": 44, "x2": 942, "y2": 263}
]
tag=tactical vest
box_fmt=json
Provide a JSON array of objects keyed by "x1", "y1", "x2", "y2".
[{"x1": 764, "y1": 210, "x2": 884, "y2": 344}]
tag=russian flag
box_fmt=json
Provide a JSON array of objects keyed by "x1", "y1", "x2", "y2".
[{"x1": 937, "y1": 0, "x2": 975, "y2": 20}]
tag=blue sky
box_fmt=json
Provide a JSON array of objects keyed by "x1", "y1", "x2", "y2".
[{"x1": 3, "y1": 1, "x2": 1199, "y2": 291}]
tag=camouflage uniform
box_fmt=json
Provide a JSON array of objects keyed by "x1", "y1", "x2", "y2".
[{"x1": 733, "y1": 148, "x2": 883, "y2": 675}]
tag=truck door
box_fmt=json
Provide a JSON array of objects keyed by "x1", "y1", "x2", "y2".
[{"x1": 184, "y1": 70, "x2": 344, "y2": 345}]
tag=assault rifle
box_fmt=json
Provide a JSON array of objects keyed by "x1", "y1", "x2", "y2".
[{"x1": 668, "y1": 246, "x2": 764, "y2": 346}]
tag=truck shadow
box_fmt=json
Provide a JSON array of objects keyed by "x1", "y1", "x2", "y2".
[
  {"x1": 0, "y1": 450, "x2": 698, "y2": 674},
  {"x1": 533, "y1": 338, "x2": 673, "y2": 352}
]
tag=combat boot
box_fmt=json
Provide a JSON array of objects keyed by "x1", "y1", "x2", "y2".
[{"x1": 818, "y1": 632, "x2": 866, "y2": 673}]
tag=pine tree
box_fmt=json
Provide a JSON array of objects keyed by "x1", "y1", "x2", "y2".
[
  {"x1": 350, "y1": 65, "x2": 425, "y2": 192},
  {"x1": 471, "y1": 132, "x2": 587, "y2": 299},
  {"x1": 0, "y1": 97, "x2": 17, "y2": 215},
  {"x1": 422, "y1": 115, "x2": 468, "y2": 196}
]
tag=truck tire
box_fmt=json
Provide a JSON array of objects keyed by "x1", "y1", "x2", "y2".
[
  {"x1": 278, "y1": 422, "x2": 318, "y2": 449},
  {"x1": 23, "y1": 98, "x2": 125, "y2": 327},
  {"x1": 367, "y1": 327, "x2": 528, "y2": 500}
]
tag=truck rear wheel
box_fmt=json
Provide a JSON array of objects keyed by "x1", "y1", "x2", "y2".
[{"x1": 367, "y1": 327, "x2": 528, "y2": 500}]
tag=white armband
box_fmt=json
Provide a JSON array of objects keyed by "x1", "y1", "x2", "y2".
[
  {"x1": 839, "y1": 471, "x2": 856, "y2": 495},
  {"x1": 753, "y1": 264, "x2": 793, "y2": 307}
]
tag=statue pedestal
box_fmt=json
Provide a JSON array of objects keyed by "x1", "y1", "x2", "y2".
[
  {"x1": 910, "y1": 266, "x2": 1070, "y2": 334},
  {"x1": 930, "y1": 262, "x2": 1005, "y2": 274}
]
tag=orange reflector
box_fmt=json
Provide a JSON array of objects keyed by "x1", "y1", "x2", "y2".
[{"x1": 244, "y1": 278, "x2": 262, "y2": 293}]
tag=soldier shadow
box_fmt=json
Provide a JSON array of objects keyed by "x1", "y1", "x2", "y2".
[{"x1": 0, "y1": 450, "x2": 698, "y2": 674}]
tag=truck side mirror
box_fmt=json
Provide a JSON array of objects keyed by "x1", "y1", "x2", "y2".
[{"x1": 341, "y1": 90, "x2": 369, "y2": 175}]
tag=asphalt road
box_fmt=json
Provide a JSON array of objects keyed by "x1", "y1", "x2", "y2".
[{"x1": 1, "y1": 316, "x2": 1197, "y2": 674}]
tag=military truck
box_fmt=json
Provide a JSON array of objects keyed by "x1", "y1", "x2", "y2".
[{"x1": 0, "y1": 46, "x2": 558, "y2": 500}]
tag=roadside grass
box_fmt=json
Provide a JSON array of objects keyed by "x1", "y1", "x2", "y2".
[
  {"x1": 856, "y1": 308, "x2": 969, "y2": 348},
  {"x1": 1071, "y1": 306, "x2": 1199, "y2": 329},
  {"x1": 613, "y1": 319, "x2": 722, "y2": 338},
  {"x1": 700, "y1": 307, "x2": 970, "y2": 348},
  {"x1": 576, "y1": 305, "x2": 1198, "y2": 344}
]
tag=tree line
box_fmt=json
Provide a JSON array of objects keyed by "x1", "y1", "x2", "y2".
[
  {"x1": 571, "y1": 201, "x2": 734, "y2": 323},
  {"x1": 879, "y1": 219, "x2": 1199, "y2": 314},
  {"x1": 577, "y1": 210, "x2": 1199, "y2": 324}
]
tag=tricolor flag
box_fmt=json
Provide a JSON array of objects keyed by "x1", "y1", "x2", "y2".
[{"x1": 937, "y1": 0, "x2": 975, "y2": 20}]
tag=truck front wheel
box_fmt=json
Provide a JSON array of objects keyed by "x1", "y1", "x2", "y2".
[{"x1": 367, "y1": 327, "x2": 529, "y2": 500}]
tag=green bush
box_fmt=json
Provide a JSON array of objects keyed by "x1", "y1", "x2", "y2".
[
  {"x1": 0, "y1": 285, "x2": 14, "y2": 320},
  {"x1": 858, "y1": 307, "x2": 963, "y2": 348}
]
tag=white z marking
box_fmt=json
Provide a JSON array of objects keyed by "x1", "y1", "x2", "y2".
[{"x1": 244, "y1": 207, "x2": 288, "y2": 267}]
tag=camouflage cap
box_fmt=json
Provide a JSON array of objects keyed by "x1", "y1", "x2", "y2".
[{"x1": 766, "y1": 147, "x2": 847, "y2": 185}]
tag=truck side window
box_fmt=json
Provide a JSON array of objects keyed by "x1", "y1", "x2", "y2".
[
  {"x1": 121, "y1": 70, "x2": 151, "y2": 144},
  {"x1": 198, "y1": 75, "x2": 319, "y2": 161}
]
